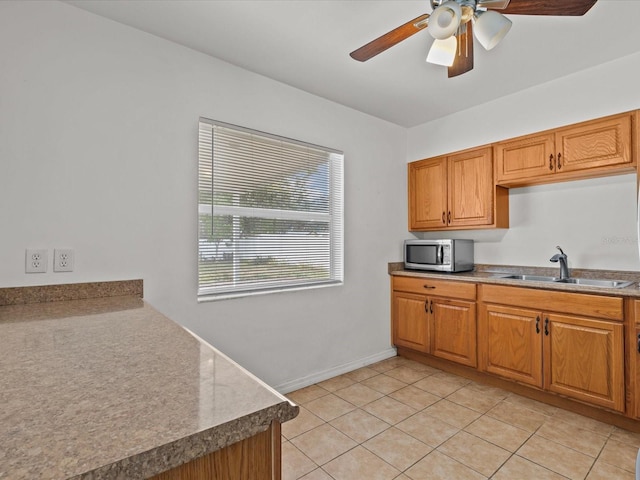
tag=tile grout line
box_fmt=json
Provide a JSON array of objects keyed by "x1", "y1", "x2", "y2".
[{"x1": 285, "y1": 357, "x2": 638, "y2": 480}]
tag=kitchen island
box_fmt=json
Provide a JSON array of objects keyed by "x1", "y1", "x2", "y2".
[{"x1": 0, "y1": 280, "x2": 298, "y2": 479}]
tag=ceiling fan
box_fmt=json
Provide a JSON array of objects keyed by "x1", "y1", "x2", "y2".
[{"x1": 350, "y1": 0, "x2": 598, "y2": 77}]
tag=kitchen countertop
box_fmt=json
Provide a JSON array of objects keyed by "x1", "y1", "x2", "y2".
[
  {"x1": 389, "y1": 262, "x2": 640, "y2": 298},
  {"x1": 0, "y1": 281, "x2": 298, "y2": 479}
]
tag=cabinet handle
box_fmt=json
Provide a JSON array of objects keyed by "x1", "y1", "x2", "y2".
[
  {"x1": 637, "y1": 334, "x2": 640, "y2": 353},
  {"x1": 424, "y1": 299, "x2": 429, "y2": 313},
  {"x1": 557, "y1": 152, "x2": 562, "y2": 170},
  {"x1": 549, "y1": 154, "x2": 554, "y2": 171},
  {"x1": 447, "y1": 211, "x2": 451, "y2": 224},
  {"x1": 430, "y1": 300, "x2": 433, "y2": 314},
  {"x1": 544, "y1": 318, "x2": 549, "y2": 336},
  {"x1": 423, "y1": 285, "x2": 436, "y2": 289},
  {"x1": 442, "y1": 211, "x2": 446, "y2": 224},
  {"x1": 536, "y1": 316, "x2": 540, "y2": 334}
]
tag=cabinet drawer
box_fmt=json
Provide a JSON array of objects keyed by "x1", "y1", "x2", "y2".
[
  {"x1": 393, "y1": 276, "x2": 476, "y2": 301},
  {"x1": 480, "y1": 284, "x2": 623, "y2": 321}
]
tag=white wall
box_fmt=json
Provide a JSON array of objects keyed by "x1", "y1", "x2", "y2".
[
  {"x1": 0, "y1": 1, "x2": 407, "y2": 390},
  {"x1": 407, "y1": 52, "x2": 640, "y2": 272}
]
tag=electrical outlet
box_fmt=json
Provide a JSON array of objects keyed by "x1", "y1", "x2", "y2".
[
  {"x1": 54, "y1": 249, "x2": 74, "y2": 272},
  {"x1": 26, "y1": 249, "x2": 48, "y2": 273}
]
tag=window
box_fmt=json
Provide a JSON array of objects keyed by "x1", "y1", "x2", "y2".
[{"x1": 198, "y1": 118, "x2": 344, "y2": 299}]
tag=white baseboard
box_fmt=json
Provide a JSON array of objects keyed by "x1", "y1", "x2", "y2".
[{"x1": 275, "y1": 347, "x2": 398, "y2": 394}]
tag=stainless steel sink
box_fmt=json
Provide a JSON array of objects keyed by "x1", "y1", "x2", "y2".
[
  {"x1": 495, "y1": 274, "x2": 634, "y2": 288},
  {"x1": 555, "y1": 278, "x2": 634, "y2": 288},
  {"x1": 496, "y1": 274, "x2": 558, "y2": 282}
]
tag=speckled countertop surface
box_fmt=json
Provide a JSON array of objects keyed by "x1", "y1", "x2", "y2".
[
  {"x1": 389, "y1": 262, "x2": 640, "y2": 298},
  {"x1": 0, "y1": 285, "x2": 298, "y2": 479}
]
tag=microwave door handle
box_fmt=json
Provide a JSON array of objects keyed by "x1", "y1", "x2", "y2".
[{"x1": 437, "y1": 245, "x2": 444, "y2": 264}]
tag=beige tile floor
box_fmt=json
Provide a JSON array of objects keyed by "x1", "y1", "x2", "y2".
[{"x1": 282, "y1": 356, "x2": 640, "y2": 480}]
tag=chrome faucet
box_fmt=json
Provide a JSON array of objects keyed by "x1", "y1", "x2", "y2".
[{"x1": 550, "y1": 246, "x2": 570, "y2": 280}]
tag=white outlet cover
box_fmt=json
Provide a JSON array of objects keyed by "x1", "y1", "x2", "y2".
[
  {"x1": 26, "y1": 249, "x2": 48, "y2": 273},
  {"x1": 54, "y1": 248, "x2": 74, "y2": 272}
]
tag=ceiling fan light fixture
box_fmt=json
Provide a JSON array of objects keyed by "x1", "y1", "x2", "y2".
[
  {"x1": 428, "y1": 1, "x2": 463, "y2": 39},
  {"x1": 426, "y1": 36, "x2": 458, "y2": 66},
  {"x1": 473, "y1": 9, "x2": 512, "y2": 50}
]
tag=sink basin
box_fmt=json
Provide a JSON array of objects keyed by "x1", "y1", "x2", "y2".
[
  {"x1": 555, "y1": 278, "x2": 634, "y2": 288},
  {"x1": 495, "y1": 274, "x2": 634, "y2": 289},
  {"x1": 496, "y1": 274, "x2": 558, "y2": 282}
]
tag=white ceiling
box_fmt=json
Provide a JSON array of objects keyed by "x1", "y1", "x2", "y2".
[{"x1": 65, "y1": 0, "x2": 640, "y2": 128}]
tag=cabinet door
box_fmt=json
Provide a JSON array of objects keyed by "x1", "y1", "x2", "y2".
[
  {"x1": 480, "y1": 304, "x2": 543, "y2": 388},
  {"x1": 431, "y1": 298, "x2": 477, "y2": 367},
  {"x1": 447, "y1": 147, "x2": 494, "y2": 227},
  {"x1": 634, "y1": 325, "x2": 640, "y2": 419},
  {"x1": 408, "y1": 157, "x2": 448, "y2": 230},
  {"x1": 555, "y1": 113, "x2": 632, "y2": 173},
  {"x1": 495, "y1": 133, "x2": 555, "y2": 185},
  {"x1": 543, "y1": 313, "x2": 624, "y2": 412},
  {"x1": 392, "y1": 291, "x2": 430, "y2": 353}
]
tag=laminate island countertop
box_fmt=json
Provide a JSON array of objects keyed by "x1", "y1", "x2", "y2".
[{"x1": 0, "y1": 281, "x2": 298, "y2": 479}]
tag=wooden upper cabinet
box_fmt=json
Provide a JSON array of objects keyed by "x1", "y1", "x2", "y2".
[
  {"x1": 408, "y1": 156, "x2": 448, "y2": 229},
  {"x1": 494, "y1": 133, "x2": 555, "y2": 184},
  {"x1": 448, "y1": 148, "x2": 494, "y2": 228},
  {"x1": 408, "y1": 146, "x2": 508, "y2": 231},
  {"x1": 495, "y1": 112, "x2": 635, "y2": 186},
  {"x1": 556, "y1": 114, "x2": 632, "y2": 172}
]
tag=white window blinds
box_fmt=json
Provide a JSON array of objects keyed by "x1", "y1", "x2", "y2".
[{"x1": 198, "y1": 118, "x2": 344, "y2": 299}]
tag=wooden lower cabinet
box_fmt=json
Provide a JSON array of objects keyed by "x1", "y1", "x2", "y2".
[
  {"x1": 479, "y1": 287, "x2": 625, "y2": 413},
  {"x1": 392, "y1": 276, "x2": 477, "y2": 367},
  {"x1": 151, "y1": 421, "x2": 281, "y2": 480},
  {"x1": 480, "y1": 304, "x2": 542, "y2": 388},
  {"x1": 393, "y1": 278, "x2": 630, "y2": 417},
  {"x1": 544, "y1": 314, "x2": 624, "y2": 411},
  {"x1": 431, "y1": 298, "x2": 476, "y2": 367},
  {"x1": 392, "y1": 291, "x2": 430, "y2": 353},
  {"x1": 629, "y1": 301, "x2": 640, "y2": 419}
]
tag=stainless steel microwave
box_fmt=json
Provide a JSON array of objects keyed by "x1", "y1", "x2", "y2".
[{"x1": 404, "y1": 239, "x2": 474, "y2": 273}]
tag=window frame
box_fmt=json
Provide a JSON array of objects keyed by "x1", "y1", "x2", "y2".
[{"x1": 197, "y1": 118, "x2": 344, "y2": 301}]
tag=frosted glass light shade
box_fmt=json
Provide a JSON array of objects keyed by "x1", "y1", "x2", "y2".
[
  {"x1": 474, "y1": 9, "x2": 512, "y2": 50},
  {"x1": 426, "y1": 36, "x2": 458, "y2": 66},
  {"x1": 428, "y1": 1, "x2": 462, "y2": 40}
]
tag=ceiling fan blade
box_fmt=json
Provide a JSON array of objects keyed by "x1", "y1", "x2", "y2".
[
  {"x1": 448, "y1": 23, "x2": 474, "y2": 78},
  {"x1": 350, "y1": 14, "x2": 429, "y2": 62},
  {"x1": 498, "y1": 0, "x2": 598, "y2": 16}
]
